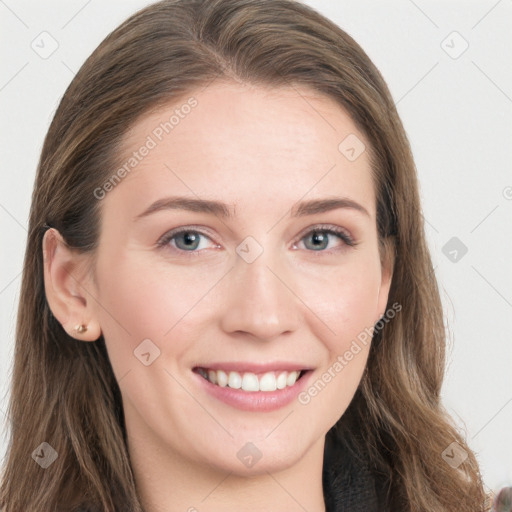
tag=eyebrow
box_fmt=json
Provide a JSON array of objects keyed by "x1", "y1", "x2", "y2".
[{"x1": 134, "y1": 195, "x2": 370, "y2": 220}]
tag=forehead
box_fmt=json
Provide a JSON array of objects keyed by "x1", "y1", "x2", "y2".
[{"x1": 107, "y1": 81, "x2": 375, "y2": 219}]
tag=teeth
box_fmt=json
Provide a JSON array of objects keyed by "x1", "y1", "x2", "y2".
[
  {"x1": 242, "y1": 373, "x2": 259, "y2": 391},
  {"x1": 259, "y1": 372, "x2": 276, "y2": 392},
  {"x1": 228, "y1": 371, "x2": 242, "y2": 389},
  {"x1": 276, "y1": 371, "x2": 287, "y2": 389},
  {"x1": 217, "y1": 370, "x2": 228, "y2": 387},
  {"x1": 287, "y1": 371, "x2": 299, "y2": 387},
  {"x1": 198, "y1": 368, "x2": 304, "y2": 392}
]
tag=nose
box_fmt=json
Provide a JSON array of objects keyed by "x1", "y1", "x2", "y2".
[{"x1": 219, "y1": 247, "x2": 300, "y2": 341}]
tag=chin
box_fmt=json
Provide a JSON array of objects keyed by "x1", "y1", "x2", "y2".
[{"x1": 190, "y1": 429, "x2": 318, "y2": 476}]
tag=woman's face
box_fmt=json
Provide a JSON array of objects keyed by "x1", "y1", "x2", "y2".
[{"x1": 85, "y1": 81, "x2": 392, "y2": 475}]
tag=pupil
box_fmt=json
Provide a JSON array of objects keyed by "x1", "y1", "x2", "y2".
[
  {"x1": 311, "y1": 231, "x2": 327, "y2": 249},
  {"x1": 183, "y1": 232, "x2": 198, "y2": 248}
]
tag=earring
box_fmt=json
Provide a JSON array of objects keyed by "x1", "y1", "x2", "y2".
[{"x1": 74, "y1": 324, "x2": 88, "y2": 334}]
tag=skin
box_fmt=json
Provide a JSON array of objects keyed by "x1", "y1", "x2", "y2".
[{"x1": 43, "y1": 81, "x2": 393, "y2": 512}]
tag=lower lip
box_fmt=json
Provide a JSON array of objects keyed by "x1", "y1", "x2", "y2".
[{"x1": 193, "y1": 370, "x2": 313, "y2": 412}]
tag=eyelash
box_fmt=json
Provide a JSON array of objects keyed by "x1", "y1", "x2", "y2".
[{"x1": 156, "y1": 224, "x2": 358, "y2": 257}]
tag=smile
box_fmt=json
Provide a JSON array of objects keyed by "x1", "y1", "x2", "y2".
[{"x1": 195, "y1": 367, "x2": 305, "y2": 392}]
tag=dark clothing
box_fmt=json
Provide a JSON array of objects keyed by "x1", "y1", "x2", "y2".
[{"x1": 323, "y1": 429, "x2": 390, "y2": 511}]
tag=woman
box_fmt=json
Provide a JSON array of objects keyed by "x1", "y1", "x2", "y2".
[{"x1": 0, "y1": 0, "x2": 490, "y2": 510}]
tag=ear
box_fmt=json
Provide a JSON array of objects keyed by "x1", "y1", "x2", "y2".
[
  {"x1": 42, "y1": 228, "x2": 102, "y2": 341},
  {"x1": 375, "y1": 237, "x2": 395, "y2": 322}
]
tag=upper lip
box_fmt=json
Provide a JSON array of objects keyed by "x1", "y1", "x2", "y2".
[{"x1": 193, "y1": 362, "x2": 313, "y2": 373}]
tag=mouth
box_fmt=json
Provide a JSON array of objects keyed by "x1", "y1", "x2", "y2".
[
  {"x1": 192, "y1": 363, "x2": 313, "y2": 412},
  {"x1": 193, "y1": 367, "x2": 309, "y2": 392}
]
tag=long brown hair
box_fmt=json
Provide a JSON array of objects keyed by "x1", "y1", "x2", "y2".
[{"x1": 0, "y1": 0, "x2": 488, "y2": 510}]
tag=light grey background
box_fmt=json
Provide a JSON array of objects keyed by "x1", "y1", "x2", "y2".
[{"x1": 1, "y1": 0, "x2": 511, "y2": 496}]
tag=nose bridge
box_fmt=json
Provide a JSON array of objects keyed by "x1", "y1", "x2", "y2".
[{"x1": 220, "y1": 239, "x2": 299, "y2": 339}]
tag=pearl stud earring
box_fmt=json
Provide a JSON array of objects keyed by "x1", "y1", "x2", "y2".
[{"x1": 74, "y1": 324, "x2": 88, "y2": 334}]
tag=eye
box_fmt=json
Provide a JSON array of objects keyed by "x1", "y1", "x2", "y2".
[
  {"x1": 156, "y1": 224, "x2": 358, "y2": 256},
  {"x1": 157, "y1": 227, "x2": 218, "y2": 254},
  {"x1": 293, "y1": 225, "x2": 357, "y2": 252}
]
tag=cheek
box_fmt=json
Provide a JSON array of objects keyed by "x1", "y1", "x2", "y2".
[
  {"x1": 295, "y1": 252, "x2": 382, "y2": 353},
  {"x1": 92, "y1": 252, "x2": 220, "y2": 372},
  {"x1": 294, "y1": 257, "x2": 379, "y2": 423}
]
